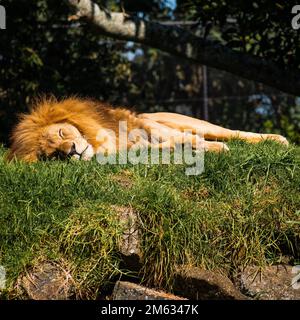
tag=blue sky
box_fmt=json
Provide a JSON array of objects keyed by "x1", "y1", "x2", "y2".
[{"x1": 166, "y1": 0, "x2": 177, "y2": 10}]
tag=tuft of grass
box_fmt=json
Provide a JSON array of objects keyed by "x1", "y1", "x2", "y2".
[{"x1": 0, "y1": 141, "x2": 299, "y2": 298}]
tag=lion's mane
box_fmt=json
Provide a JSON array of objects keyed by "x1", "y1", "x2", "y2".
[{"x1": 7, "y1": 97, "x2": 138, "y2": 162}]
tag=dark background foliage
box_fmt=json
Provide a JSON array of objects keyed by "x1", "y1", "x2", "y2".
[{"x1": 0, "y1": 0, "x2": 299, "y2": 145}]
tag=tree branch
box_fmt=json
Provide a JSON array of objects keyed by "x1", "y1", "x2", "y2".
[{"x1": 66, "y1": 0, "x2": 300, "y2": 96}]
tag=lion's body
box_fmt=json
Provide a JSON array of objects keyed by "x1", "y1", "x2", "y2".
[{"x1": 8, "y1": 97, "x2": 288, "y2": 162}]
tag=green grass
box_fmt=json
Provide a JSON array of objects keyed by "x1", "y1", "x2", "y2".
[{"x1": 0, "y1": 141, "x2": 299, "y2": 298}]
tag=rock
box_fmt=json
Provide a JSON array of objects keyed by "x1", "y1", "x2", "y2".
[
  {"x1": 239, "y1": 265, "x2": 300, "y2": 300},
  {"x1": 112, "y1": 171, "x2": 133, "y2": 189},
  {"x1": 114, "y1": 206, "x2": 142, "y2": 270},
  {"x1": 173, "y1": 266, "x2": 247, "y2": 300},
  {"x1": 113, "y1": 281, "x2": 186, "y2": 300},
  {"x1": 18, "y1": 262, "x2": 74, "y2": 300}
]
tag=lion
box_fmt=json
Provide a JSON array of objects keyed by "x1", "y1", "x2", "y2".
[{"x1": 7, "y1": 97, "x2": 288, "y2": 162}]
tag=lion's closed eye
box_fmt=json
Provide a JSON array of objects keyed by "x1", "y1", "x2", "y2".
[{"x1": 59, "y1": 129, "x2": 64, "y2": 139}]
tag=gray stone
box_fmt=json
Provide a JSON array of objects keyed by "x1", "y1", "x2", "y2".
[
  {"x1": 239, "y1": 265, "x2": 300, "y2": 300},
  {"x1": 114, "y1": 206, "x2": 142, "y2": 270},
  {"x1": 174, "y1": 266, "x2": 247, "y2": 300},
  {"x1": 18, "y1": 262, "x2": 74, "y2": 300},
  {"x1": 113, "y1": 281, "x2": 187, "y2": 300}
]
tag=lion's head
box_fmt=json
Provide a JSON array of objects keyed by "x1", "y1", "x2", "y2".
[
  {"x1": 7, "y1": 97, "x2": 106, "y2": 162},
  {"x1": 8, "y1": 121, "x2": 94, "y2": 162}
]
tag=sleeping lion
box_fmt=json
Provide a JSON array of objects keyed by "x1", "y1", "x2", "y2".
[{"x1": 7, "y1": 97, "x2": 288, "y2": 162}]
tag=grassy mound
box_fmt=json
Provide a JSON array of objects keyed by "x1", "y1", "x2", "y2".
[{"x1": 0, "y1": 141, "x2": 299, "y2": 298}]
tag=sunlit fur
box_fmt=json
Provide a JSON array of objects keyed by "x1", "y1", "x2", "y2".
[{"x1": 8, "y1": 97, "x2": 289, "y2": 162}]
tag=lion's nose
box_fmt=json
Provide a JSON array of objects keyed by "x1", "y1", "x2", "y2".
[{"x1": 69, "y1": 143, "x2": 80, "y2": 156}]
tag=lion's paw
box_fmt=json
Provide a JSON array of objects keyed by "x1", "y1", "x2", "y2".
[{"x1": 264, "y1": 134, "x2": 289, "y2": 146}]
